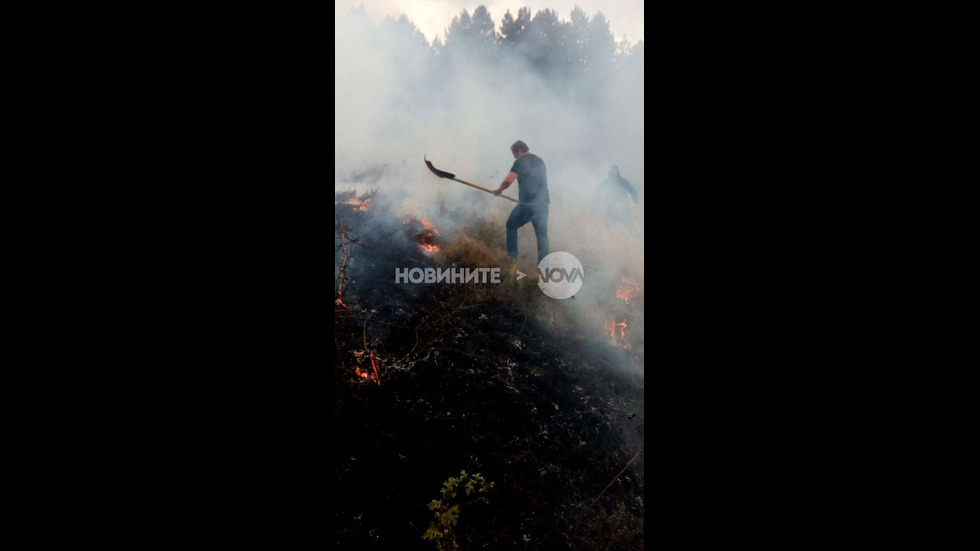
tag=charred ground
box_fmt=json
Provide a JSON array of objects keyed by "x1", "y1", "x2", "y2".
[{"x1": 335, "y1": 190, "x2": 644, "y2": 550}]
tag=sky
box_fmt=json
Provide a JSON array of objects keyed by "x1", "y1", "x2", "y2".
[{"x1": 334, "y1": 0, "x2": 644, "y2": 46}]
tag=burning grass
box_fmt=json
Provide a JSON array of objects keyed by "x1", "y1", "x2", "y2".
[
  {"x1": 333, "y1": 186, "x2": 645, "y2": 371},
  {"x1": 605, "y1": 317, "x2": 632, "y2": 350},
  {"x1": 401, "y1": 214, "x2": 445, "y2": 255},
  {"x1": 335, "y1": 188, "x2": 377, "y2": 212},
  {"x1": 616, "y1": 277, "x2": 641, "y2": 305}
]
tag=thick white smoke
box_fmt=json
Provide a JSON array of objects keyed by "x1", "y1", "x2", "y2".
[{"x1": 336, "y1": 5, "x2": 644, "y2": 373}]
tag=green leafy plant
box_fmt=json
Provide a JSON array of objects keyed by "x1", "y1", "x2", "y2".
[
  {"x1": 579, "y1": 501, "x2": 643, "y2": 548},
  {"x1": 422, "y1": 470, "x2": 494, "y2": 550}
]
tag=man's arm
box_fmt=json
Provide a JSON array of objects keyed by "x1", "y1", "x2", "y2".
[
  {"x1": 624, "y1": 178, "x2": 640, "y2": 203},
  {"x1": 493, "y1": 171, "x2": 517, "y2": 196}
]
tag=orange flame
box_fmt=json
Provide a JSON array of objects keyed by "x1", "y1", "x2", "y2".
[
  {"x1": 342, "y1": 196, "x2": 371, "y2": 211},
  {"x1": 336, "y1": 298, "x2": 347, "y2": 309},
  {"x1": 616, "y1": 277, "x2": 640, "y2": 304},
  {"x1": 420, "y1": 217, "x2": 440, "y2": 235},
  {"x1": 605, "y1": 317, "x2": 631, "y2": 349},
  {"x1": 417, "y1": 221, "x2": 441, "y2": 253},
  {"x1": 352, "y1": 352, "x2": 380, "y2": 382}
]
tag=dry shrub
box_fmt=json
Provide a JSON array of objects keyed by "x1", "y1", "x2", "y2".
[
  {"x1": 439, "y1": 230, "x2": 548, "y2": 311},
  {"x1": 441, "y1": 234, "x2": 509, "y2": 269},
  {"x1": 461, "y1": 214, "x2": 507, "y2": 248}
]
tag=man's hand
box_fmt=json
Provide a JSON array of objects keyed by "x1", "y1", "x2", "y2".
[{"x1": 497, "y1": 172, "x2": 517, "y2": 196}]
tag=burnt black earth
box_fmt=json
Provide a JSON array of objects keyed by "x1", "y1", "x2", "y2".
[{"x1": 335, "y1": 192, "x2": 644, "y2": 550}]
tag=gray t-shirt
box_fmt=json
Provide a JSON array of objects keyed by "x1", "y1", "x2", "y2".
[{"x1": 509, "y1": 153, "x2": 550, "y2": 204}]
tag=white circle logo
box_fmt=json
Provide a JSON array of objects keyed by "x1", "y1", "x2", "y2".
[{"x1": 536, "y1": 251, "x2": 584, "y2": 299}]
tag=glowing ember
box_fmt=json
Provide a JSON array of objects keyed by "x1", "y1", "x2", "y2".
[
  {"x1": 370, "y1": 352, "x2": 380, "y2": 381},
  {"x1": 336, "y1": 298, "x2": 347, "y2": 309},
  {"x1": 352, "y1": 352, "x2": 381, "y2": 382},
  {"x1": 616, "y1": 277, "x2": 640, "y2": 304}
]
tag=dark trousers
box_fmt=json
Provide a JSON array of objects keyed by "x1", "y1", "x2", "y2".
[{"x1": 506, "y1": 202, "x2": 549, "y2": 262}]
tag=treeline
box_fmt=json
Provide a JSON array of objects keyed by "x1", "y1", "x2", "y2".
[
  {"x1": 439, "y1": 5, "x2": 641, "y2": 78},
  {"x1": 341, "y1": 4, "x2": 643, "y2": 94}
]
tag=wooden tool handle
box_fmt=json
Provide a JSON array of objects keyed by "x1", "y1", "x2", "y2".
[{"x1": 453, "y1": 178, "x2": 519, "y2": 203}]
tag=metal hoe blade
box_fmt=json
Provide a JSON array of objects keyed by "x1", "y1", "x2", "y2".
[
  {"x1": 424, "y1": 155, "x2": 456, "y2": 179},
  {"x1": 423, "y1": 155, "x2": 519, "y2": 203}
]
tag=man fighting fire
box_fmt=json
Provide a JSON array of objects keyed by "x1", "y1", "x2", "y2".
[
  {"x1": 492, "y1": 140, "x2": 550, "y2": 263},
  {"x1": 597, "y1": 164, "x2": 640, "y2": 238}
]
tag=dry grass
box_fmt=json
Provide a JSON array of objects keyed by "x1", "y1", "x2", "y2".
[
  {"x1": 431, "y1": 206, "x2": 644, "y2": 354},
  {"x1": 442, "y1": 234, "x2": 509, "y2": 269},
  {"x1": 435, "y1": 215, "x2": 551, "y2": 311}
]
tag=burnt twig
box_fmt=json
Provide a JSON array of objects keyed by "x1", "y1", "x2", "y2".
[
  {"x1": 396, "y1": 287, "x2": 471, "y2": 364},
  {"x1": 363, "y1": 310, "x2": 382, "y2": 384},
  {"x1": 587, "y1": 448, "x2": 642, "y2": 511},
  {"x1": 335, "y1": 217, "x2": 363, "y2": 301}
]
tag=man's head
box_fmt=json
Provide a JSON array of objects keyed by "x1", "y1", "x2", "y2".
[
  {"x1": 608, "y1": 165, "x2": 620, "y2": 178},
  {"x1": 511, "y1": 140, "x2": 529, "y2": 159}
]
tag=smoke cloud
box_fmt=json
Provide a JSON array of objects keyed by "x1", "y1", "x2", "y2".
[{"x1": 336, "y1": 5, "x2": 645, "y2": 374}]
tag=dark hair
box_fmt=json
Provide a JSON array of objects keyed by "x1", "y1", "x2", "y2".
[{"x1": 510, "y1": 140, "x2": 529, "y2": 154}]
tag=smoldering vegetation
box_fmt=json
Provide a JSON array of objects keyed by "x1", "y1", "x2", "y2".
[{"x1": 336, "y1": 4, "x2": 644, "y2": 549}]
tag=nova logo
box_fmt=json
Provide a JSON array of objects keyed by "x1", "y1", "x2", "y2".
[
  {"x1": 537, "y1": 267, "x2": 584, "y2": 283},
  {"x1": 536, "y1": 252, "x2": 584, "y2": 299}
]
